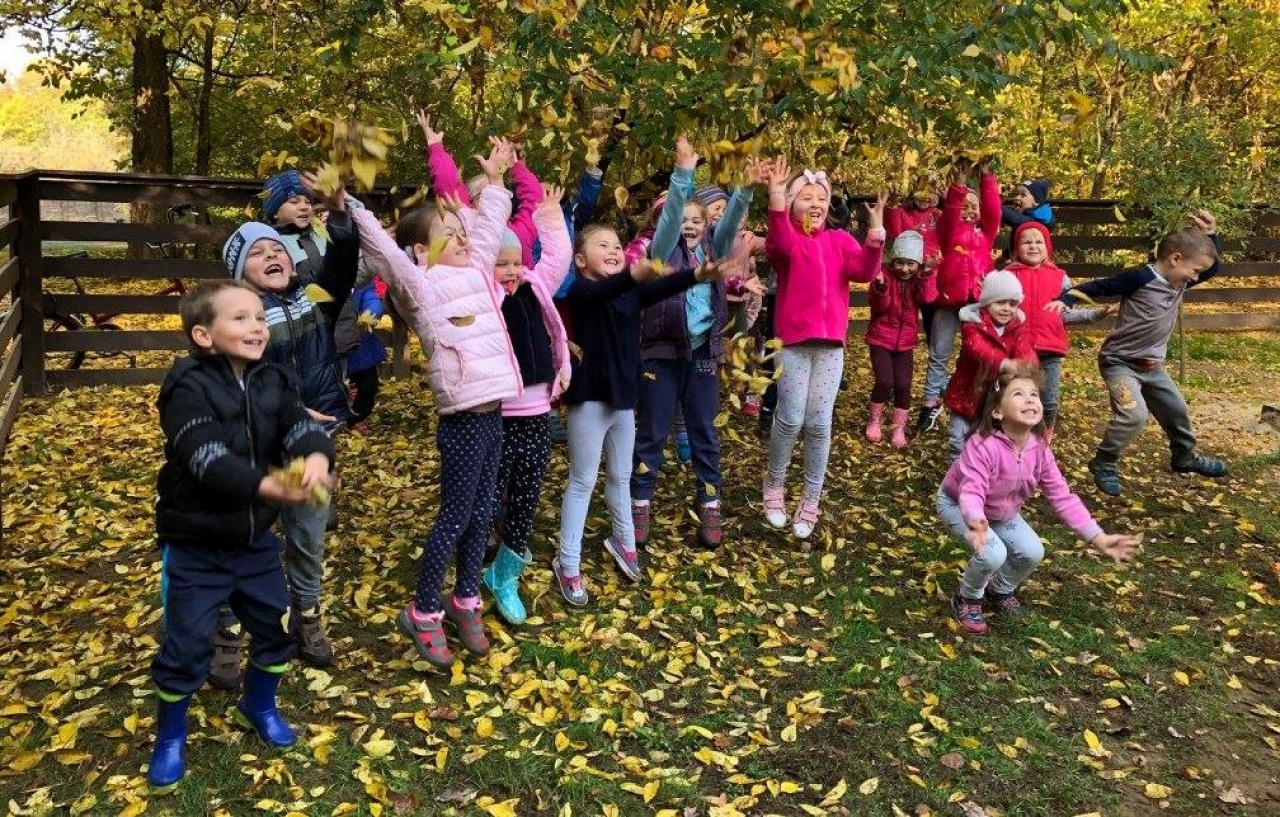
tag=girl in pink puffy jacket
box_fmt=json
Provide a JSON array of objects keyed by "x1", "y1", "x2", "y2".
[{"x1": 864, "y1": 230, "x2": 937, "y2": 448}]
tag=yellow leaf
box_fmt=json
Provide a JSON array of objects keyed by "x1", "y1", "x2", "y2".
[
  {"x1": 8, "y1": 751, "x2": 43, "y2": 771},
  {"x1": 1172, "y1": 671, "x2": 1190, "y2": 686},
  {"x1": 435, "y1": 746, "x2": 448, "y2": 771},
  {"x1": 961, "y1": 44, "x2": 981, "y2": 58},
  {"x1": 304, "y1": 283, "x2": 335, "y2": 304},
  {"x1": 820, "y1": 553, "x2": 836, "y2": 571},
  {"x1": 362, "y1": 738, "x2": 395, "y2": 759},
  {"x1": 69, "y1": 794, "x2": 97, "y2": 815},
  {"x1": 998, "y1": 743, "x2": 1018, "y2": 758},
  {"x1": 452, "y1": 37, "x2": 482, "y2": 56},
  {"x1": 481, "y1": 798, "x2": 520, "y2": 817},
  {"x1": 476, "y1": 717, "x2": 495, "y2": 738},
  {"x1": 120, "y1": 801, "x2": 148, "y2": 817},
  {"x1": 614, "y1": 186, "x2": 629, "y2": 210},
  {"x1": 781, "y1": 723, "x2": 798, "y2": 742},
  {"x1": 1083, "y1": 730, "x2": 1102, "y2": 750},
  {"x1": 1112, "y1": 205, "x2": 1126, "y2": 223},
  {"x1": 857, "y1": 777, "x2": 878, "y2": 796},
  {"x1": 1144, "y1": 783, "x2": 1173, "y2": 799},
  {"x1": 642, "y1": 780, "x2": 660, "y2": 803},
  {"x1": 1227, "y1": 675, "x2": 1243, "y2": 690}
]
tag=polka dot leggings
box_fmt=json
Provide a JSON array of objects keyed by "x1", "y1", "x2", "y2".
[
  {"x1": 495, "y1": 413, "x2": 552, "y2": 558},
  {"x1": 413, "y1": 408, "x2": 502, "y2": 614}
]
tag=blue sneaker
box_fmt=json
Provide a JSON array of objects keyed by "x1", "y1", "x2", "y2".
[
  {"x1": 1088, "y1": 457, "x2": 1121, "y2": 496},
  {"x1": 676, "y1": 431, "x2": 692, "y2": 463}
]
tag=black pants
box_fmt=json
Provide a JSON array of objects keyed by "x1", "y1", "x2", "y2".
[
  {"x1": 868, "y1": 345, "x2": 914, "y2": 409},
  {"x1": 495, "y1": 413, "x2": 552, "y2": 558},
  {"x1": 153, "y1": 536, "x2": 294, "y2": 695},
  {"x1": 348, "y1": 366, "x2": 380, "y2": 423},
  {"x1": 754, "y1": 293, "x2": 780, "y2": 414}
]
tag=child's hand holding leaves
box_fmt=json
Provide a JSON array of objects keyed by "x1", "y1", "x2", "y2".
[{"x1": 675, "y1": 135, "x2": 698, "y2": 171}]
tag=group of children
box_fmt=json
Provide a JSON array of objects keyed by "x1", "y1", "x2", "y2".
[{"x1": 145, "y1": 131, "x2": 1230, "y2": 790}]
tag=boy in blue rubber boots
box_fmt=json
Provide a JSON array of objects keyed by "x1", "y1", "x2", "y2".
[{"x1": 148, "y1": 279, "x2": 334, "y2": 791}]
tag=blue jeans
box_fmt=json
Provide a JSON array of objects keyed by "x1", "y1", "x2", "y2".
[
  {"x1": 1095, "y1": 358, "x2": 1197, "y2": 465},
  {"x1": 1038, "y1": 353, "x2": 1063, "y2": 430},
  {"x1": 937, "y1": 489, "x2": 1045, "y2": 599},
  {"x1": 923, "y1": 308, "x2": 961, "y2": 405},
  {"x1": 632, "y1": 345, "x2": 721, "y2": 504}
]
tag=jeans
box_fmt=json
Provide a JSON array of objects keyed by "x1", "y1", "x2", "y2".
[
  {"x1": 948, "y1": 414, "x2": 973, "y2": 462},
  {"x1": 937, "y1": 489, "x2": 1045, "y2": 599},
  {"x1": 1038, "y1": 353, "x2": 1063, "y2": 430},
  {"x1": 923, "y1": 308, "x2": 961, "y2": 405},
  {"x1": 1095, "y1": 358, "x2": 1197, "y2": 465},
  {"x1": 281, "y1": 502, "x2": 328, "y2": 611}
]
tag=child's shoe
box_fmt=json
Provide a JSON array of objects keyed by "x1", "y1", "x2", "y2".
[
  {"x1": 148, "y1": 694, "x2": 189, "y2": 792},
  {"x1": 865, "y1": 402, "x2": 885, "y2": 443},
  {"x1": 1171, "y1": 453, "x2": 1227, "y2": 478},
  {"x1": 675, "y1": 431, "x2": 692, "y2": 463},
  {"x1": 916, "y1": 403, "x2": 943, "y2": 434},
  {"x1": 792, "y1": 497, "x2": 821, "y2": 540},
  {"x1": 631, "y1": 500, "x2": 651, "y2": 548},
  {"x1": 207, "y1": 625, "x2": 243, "y2": 690},
  {"x1": 743, "y1": 393, "x2": 761, "y2": 419},
  {"x1": 757, "y1": 406, "x2": 774, "y2": 438},
  {"x1": 552, "y1": 557, "x2": 589, "y2": 607},
  {"x1": 291, "y1": 606, "x2": 333, "y2": 667},
  {"x1": 604, "y1": 536, "x2": 643, "y2": 582},
  {"x1": 397, "y1": 604, "x2": 454, "y2": 668},
  {"x1": 1087, "y1": 457, "x2": 1122, "y2": 496},
  {"x1": 444, "y1": 595, "x2": 490, "y2": 656},
  {"x1": 890, "y1": 408, "x2": 910, "y2": 449},
  {"x1": 482, "y1": 544, "x2": 532, "y2": 626},
  {"x1": 697, "y1": 500, "x2": 722, "y2": 549},
  {"x1": 951, "y1": 594, "x2": 988, "y2": 634},
  {"x1": 763, "y1": 481, "x2": 787, "y2": 528},
  {"x1": 234, "y1": 665, "x2": 297, "y2": 747},
  {"x1": 984, "y1": 588, "x2": 1027, "y2": 617}
]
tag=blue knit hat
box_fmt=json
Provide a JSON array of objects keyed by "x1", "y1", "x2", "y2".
[
  {"x1": 223, "y1": 222, "x2": 285, "y2": 280},
  {"x1": 263, "y1": 170, "x2": 311, "y2": 222},
  {"x1": 499, "y1": 227, "x2": 522, "y2": 255},
  {"x1": 1019, "y1": 179, "x2": 1050, "y2": 206},
  {"x1": 694, "y1": 186, "x2": 729, "y2": 207}
]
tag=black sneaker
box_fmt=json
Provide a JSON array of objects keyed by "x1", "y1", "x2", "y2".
[
  {"x1": 757, "y1": 406, "x2": 774, "y2": 438},
  {"x1": 1087, "y1": 457, "x2": 1121, "y2": 496},
  {"x1": 916, "y1": 404, "x2": 943, "y2": 434},
  {"x1": 1171, "y1": 454, "x2": 1227, "y2": 478},
  {"x1": 984, "y1": 588, "x2": 1027, "y2": 617}
]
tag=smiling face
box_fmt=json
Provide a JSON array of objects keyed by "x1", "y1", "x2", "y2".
[
  {"x1": 275, "y1": 195, "x2": 313, "y2": 230},
  {"x1": 992, "y1": 376, "x2": 1044, "y2": 433},
  {"x1": 574, "y1": 226, "x2": 625, "y2": 279},
  {"x1": 239, "y1": 238, "x2": 295, "y2": 293},
  {"x1": 1013, "y1": 186, "x2": 1036, "y2": 211},
  {"x1": 1160, "y1": 252, "x2": 1216, "y2": 287},
  {"x1": 417, "y1": 209, "x2": 469, "y2": 267},
  {"x1": 705, "y1": 199, "x2": 727, "y2": 225},
  {"x1": 890, "y1": 257, "x2": 921, "y2": 279},
  {"x1": 790, "y1": 182, "x2": 830, "y2": 229},
  {"x1": 191, "y1": 287, "x2": 268, "y2": 373},
  {"x1": 985, "y1": 298, "x2": 1021, "y2": 326},
  {"x1": 912, "y1": 190, "x2": 938, "y2": 210},
  {"x1": 494, "y1": 247, "x2": 523, "y2": 288},
  {"x1": 960, "y1": 190, "x2": 980, "y2": 222},
  {"x1": 1016, "y1": 229, "x2": 1048, "y2": 266},
  {"x1": 681, "y1": 202, "x2": 708, "y2": 248}
]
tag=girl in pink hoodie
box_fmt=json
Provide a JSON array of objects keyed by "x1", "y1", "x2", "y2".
[
  {"x1": 761, "y1": 156, "x2": 887, "y2": 542},
  {"x1": 937, "y1": 366, "x2": 1137, "y2": 634}
]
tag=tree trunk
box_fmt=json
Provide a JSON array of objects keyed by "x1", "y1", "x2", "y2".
[
  {"x1": 131, "y1": 1, "x2": 173, "y2": 175},
  {"x1": 194, "y1": 23, "x2": 215, "y2": 176}
]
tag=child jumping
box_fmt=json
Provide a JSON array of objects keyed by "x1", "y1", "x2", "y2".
[
  {"x1": 938, "y1": 365, "x2": 1137, "y2": 634},
  {"x1": 761, "y1": 156, "x2": 887, "y2": 540},
  {"x1": 943, "y1": 270, "x2": 1038, "y2": 460},
  {"x1": 864, "y1": 230, "x2": 937, "y2": 448},
  {"x1": 352, "y1": 136, "x2": 525, "y2": 668},
  {"x1": 1049, "y1": 210, "x2": 1227, "y2": 496},
  {"x1": 150, "y1": 280, "x2": 334, "y2": 791}
]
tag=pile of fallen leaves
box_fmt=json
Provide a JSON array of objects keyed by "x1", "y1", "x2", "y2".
[{"x1": 0, "y1": 333, "x2": 1278, "y2": 816}]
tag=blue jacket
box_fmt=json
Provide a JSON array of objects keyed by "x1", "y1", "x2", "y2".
[
  {"x1": 551, "y1": 168, "x2": 606, "y2": 299},
  {"x1": 344, "y1": 280, "x2": 388, "y2": 374},
  {"x1": 1002, "y1": 202, "x2": 1055, "y2": 232}
]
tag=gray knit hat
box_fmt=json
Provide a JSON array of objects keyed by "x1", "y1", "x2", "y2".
[
  {"x1": 890, "y1": 230, "x2": 925, "y2": 264},
  {"x1": 978, "y1": 270, "x2": 1024, "y2": 307},
  {"x1": 223, "y1": 222, "x2": 285, "y2": 280}
]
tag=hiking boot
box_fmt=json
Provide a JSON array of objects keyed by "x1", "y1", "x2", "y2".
[
  {"x1": 552, "y1": 557, "x2": 589, "y2": 607},
  {"x1": 292, "y1": 607, "x2": 333, "y2": 667},
  {"x1": 763, "y1": 481, "x2": 787, "y2": 528},
  {"x1": 1087, "y1": 457, "x2": 1122, "y2": 496},
  {"x1": 207, "y1": 626, "x2": 243, "y2": 690},
  {"x1": 443, "y1": 595, "x2": 490, "y2": 656},
  {"x1": 951, "y1": 594, "x2": 988, "y2": 634},
  {"x1": 984, "y1": 588, "x2": 1027, "y2": 617},
  {"x1": 916, "y1": 404, "x2": 943, "y2": 434},
  {"x1": 397, "y1": 604, "x2": 454, "y2": 668},
  {"x1": 1171, "y1": 453, "x2": 1227, "y2": 478},
  {"x1": 697, "y1": 500, "x2": 723, "y2": 549},
  {"x1": 604, "y1": 536, "x2": 643, "y2": 582},
  {"x1": 793, "y1": 497, "x2": 821, "y2": 540},
  {"x1": 632, "y1": 500, "x2": 651, "y2": 548}
]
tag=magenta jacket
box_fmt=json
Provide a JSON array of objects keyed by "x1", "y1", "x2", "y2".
[
  {"x1": 426, "y1": 142, "x2": 544, "y2": 268},
  {"x1": 935, "y1": 173, "x2": 1002, "y2": 308},
  {"x1": 865, "y1": 269, "x2": 938, "y2": 352},
  {"x1": 941, "y1": 431, "x2": 1103, "y2": 542},
  {"x1": 764, "y1": 208, "x2": 885, "y2": 346}
]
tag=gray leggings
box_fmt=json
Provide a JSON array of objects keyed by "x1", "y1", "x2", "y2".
[
  {"x1": 765, "y1": 344, "x2": 845, "y2": 500},
  {"x1": 937, "y1": 488, "x2": 1045, "y2": 598},
  {"x1": 558, "y1": 401, "x2": 636, "y2": 575}
]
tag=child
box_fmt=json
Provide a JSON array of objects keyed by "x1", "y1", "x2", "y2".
[
  {"x1": 631, "y1": 137, "x2": 755, "y2": 550},
  {"x1": 149, "y1": 281, "x2": 334, "y2": 791},
  {"x1": 482, "y1": 186, "x2": 573, "y2": 626},
  {"x1": 918, "y1": 160, "x2": 1002, "y2": 434},
  {"x1": 351, "y1": 137, "x2": 523, "y2": 668},
  {"x1": 334, "y1": 266, "x2": 388, "y2": 433},
  {"x1": 263, "y1": 169, "x2": 326, "y2": 286},
  {"x1": 219, "y1": 176, "x2": 359, "y2": 677},
  {"x1": 761, "y1": 156, "x2": 887, "y2": 540},
  {"x1": 864, "y1": 230, "x2": 937, "y2": 448},
  {"x1": 1001, "y1": 178, "x2": 1055, "y2": 232},
  {"x1": 1003, "y1": 221, "x2": 1111, "y2": 438},
  {"x1": 556, "y1": 225, "x2": 724, "y2": 605},
  {"x1": 1049, "y1": 210, "x2": 1226, "y2": 496},
  {"x1": 943, "y1": 270, "x2": 1038, "y2": 460},
  {"x1": 886, "y1": 184, "x2": 942, "y2": 270},
  {"x1": 937, "y1": 365, "x2": 1137, "y2": 634}
]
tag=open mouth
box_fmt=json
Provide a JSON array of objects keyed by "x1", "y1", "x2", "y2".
[
  {"x1": 264, "y1": 263, "x2": 286, "y2": 277},
  {"x1": 603, "y1": 256, "x2": 622, "y2": 268}
]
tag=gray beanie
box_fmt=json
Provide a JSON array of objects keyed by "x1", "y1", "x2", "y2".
[
  {"x1": 890, "y1": 230, "x2": 925, "y2": 264},
  {"x1": 223, "y1": 222, "x2": 285, "y2": 280},
  {"x1": 978, "y1": 270, "x2": 1024, "y2": 307}
]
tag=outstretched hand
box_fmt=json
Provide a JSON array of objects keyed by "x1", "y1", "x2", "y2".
[
  {"x1": 415, "y1": 110, "x2": 443, "y2": 145},
  {"x1": 477, "y1": 136, "x2": 515, "y2": 184},
  {"x1": 300, "y1": 170, "x2": 345, "y2": 212},
  {"x1": 1190, "y1": 208, "x2": 1217, "y2": 235},
  {"x1": 675, "y1": 135, "x2": 698, "y2": 171},
  {"x1": 537, "y1": 183, "x2": 565, "y2": 214},
  {"x1": 1090, "y1": 532, "x2": 1139, "y2": 563},
  {"x1": 864, "y1": 191, "x2": 890, "y2": 230},
  {"x1": 630, "y1": 257, "x2": 663, "y2": 284},
  {"x1": 437, "y1": 190, "x2": 466, "y2": 214}
]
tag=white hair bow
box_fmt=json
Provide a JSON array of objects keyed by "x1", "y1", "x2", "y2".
[{"x1": 801, "y1": 169, "x2": 828, "y2": 186}]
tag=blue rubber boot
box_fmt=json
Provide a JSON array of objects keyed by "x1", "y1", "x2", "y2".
[
  {"x1": 234, "y1": 665, "x2": 296, "y2": 747},
  {"x1": 148, "y1": 694, "x2": 190, "y2": 792},
  {"x1": 482, "y1": 543, "x2": 533, "y2": 626},
  {"x1": 676, "y1": 430, "x2": 692, "y2": 463}
]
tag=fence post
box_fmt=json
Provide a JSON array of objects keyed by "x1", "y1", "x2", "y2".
[{"x1": 15, "y1": 173, "x2": 45, "y2": 396}]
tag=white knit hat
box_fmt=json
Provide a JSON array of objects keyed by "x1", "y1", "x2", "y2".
[
  {"x1": 890, "y1": 231, "x2": 925, "y2": 264},
  {"x1": 222, "y1": 222, "x2": 285, "y2": 280},
  {"x1": 978, "y1": 270, "x2": 1024, "y2": 307}
]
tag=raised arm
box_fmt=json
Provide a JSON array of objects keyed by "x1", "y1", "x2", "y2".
[
  {"x1": 527, "y1": 185, "x2": 572, "y2": 292},
  {"x1": 650, "y1": 137, "x2": 698, "y2": 261},
  {"x1": 416, "y1": 111, "x2": 473, "y2": 205},
  {"x1": 978, "y1": 170, "x2": 1003, "y2": 244},
  {"x1": 567, "y1": 166, "x2": 604, "y2": 232},
  {"x1": 508, "y1": 157, "x2": 545, "y2": 266},
  {"x1": 842, "y1": 191, "x2": 888, "y2": 283}
]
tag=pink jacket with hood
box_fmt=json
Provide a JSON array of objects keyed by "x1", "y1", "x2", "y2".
[
  {"x1": 935, "y1": 173, "x2": 1002, "y2": 308},
  {"x1": 353, "y1": 186, "x2": 521, "y2": 414},
  {"x1": 941, "y1": 430, "x2": 1103, "y2": 542},
  {"x1": 765, "y1": 208, "x2": 885, "y2": 346},
  {"x1": 427, "y1": 142, "x2": 544, "y2": 268}
]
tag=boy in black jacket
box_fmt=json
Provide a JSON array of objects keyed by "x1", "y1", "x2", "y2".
[
  {"x1": 149, "y1": 281, "x2": 334, "y2": 792},
  {"x1": 215, "y1": 172, "x2": 359, "y2": 678}
]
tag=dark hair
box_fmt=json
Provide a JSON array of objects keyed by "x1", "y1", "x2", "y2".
[
  {"x1": 179, "y1": 280, "x2": 260, "y2": 353},
  {"x1": 573, "y1": 223, "x2": 620, "y2": 258},
  {"x1": 394, "y1": 201, "x2": 460, "y2": 252},
  {"x1": 1156, "y1": 227, "x2": 1216, "y2": 263},
  {"x1": 974, "y1": 363, "x2": 1046, "y2": 438}
]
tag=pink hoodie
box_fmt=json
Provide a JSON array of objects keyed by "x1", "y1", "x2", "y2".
[
  {"x1": 941, "y1": 431, "x2": 1103, "y2": 542},
  {"x1": 935, "y1": 173, "x2": 1002, "y2": 308},
  {"x1": 765, "y1": 208, "x2": 885, "y2": 346},
  {"x1": 426, "y1": 142, "x2": 544, "y2": 268},
  {"x1": 353, "y1": 186, "x2": 522, "y2": 415}
]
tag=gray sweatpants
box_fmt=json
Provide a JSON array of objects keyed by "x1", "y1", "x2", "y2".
[
  {"x1": 923, "y1": 307, "x2": 961, "y2": 405},
  {"x1": 1095, "y1": 359, "x2": 1197, "y2": 466},
  {"x1": 765, "y1": 344, "x2": 845, "y2": 501},
  {"x1": 558, "y1": 401, "x2": 636, "y2": 575},
  {"x1": 937, "y1": 488, "x2": 1045, "y2": 599}
]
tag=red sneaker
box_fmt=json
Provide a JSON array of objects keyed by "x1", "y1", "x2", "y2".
[
  {"x1": 951, "y1": 594, "x2": 988, "y2": 634},
  {"x1": 697, "y1": 501, "x2": 722, "y2": 548}
]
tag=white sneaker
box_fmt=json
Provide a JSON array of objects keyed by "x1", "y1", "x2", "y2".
[
  {"x1": 763, "y1": 482, "x2": 787, "y2": 528},
  {"x1": 793, "y1": 498, "x2": 821, "y2": 539}
]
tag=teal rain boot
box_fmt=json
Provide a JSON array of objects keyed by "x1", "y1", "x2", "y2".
[
  {"x1": 234, "y1": 664, "x2": 296, "y2": 747},
  {"x1": 482, "y1": 544, "x2": 533, "y2": 625},
  {"x1": 148, "y1": 693, "x2": 190, "y2": 792}
]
